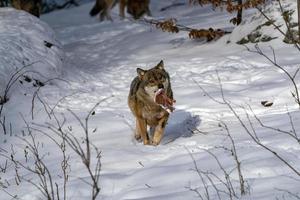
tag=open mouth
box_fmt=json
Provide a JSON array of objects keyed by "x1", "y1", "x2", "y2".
[
  {"x1": 153, "y1": 88, "x2": 176, "y2": 113},
  {"x1": 154, "y1": 88, "x2": 166, "y2": 105}
]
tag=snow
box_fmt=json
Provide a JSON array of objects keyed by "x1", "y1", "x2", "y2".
[
  {"x1": 1, "y1": 0, "x2": 300, "y2": 199},
  {"x1": 0, "y1": 8, "x2": 64, "y2": 137}
]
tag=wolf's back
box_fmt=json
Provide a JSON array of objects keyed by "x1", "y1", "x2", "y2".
[{"x1": 129, "y1": 77, "x2": 141, "y2": 97}]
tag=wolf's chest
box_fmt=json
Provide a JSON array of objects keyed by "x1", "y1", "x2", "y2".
[{"x1": 141, "y1": 104, "x2": 163, "y2": 126}]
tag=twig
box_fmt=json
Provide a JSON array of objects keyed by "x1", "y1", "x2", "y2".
[
  {"x1": 245, "y1": 44, "x2": 300, "y2": 108},
  {"x1": 220, "y1": 122, "x2": 245, "y2": 195},
  {"x1": 185, "y1": 147, "x2": 210, "y2": 200}
]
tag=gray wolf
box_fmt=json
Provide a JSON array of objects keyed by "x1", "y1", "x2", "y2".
[
  {"x1": 128, "y1": 60, "x2": 174, "y2": 145},
  {"x1": 89, "y1": 0, "x2": 151, "y2": 21}
]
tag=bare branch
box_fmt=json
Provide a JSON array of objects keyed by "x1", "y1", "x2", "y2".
[{"x1": 246, "y1": 44, "x2": 300, "y2": 108}]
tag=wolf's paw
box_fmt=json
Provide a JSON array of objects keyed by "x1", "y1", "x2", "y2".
[
  {"x1": 135, "y1": 134, "x2": 142, "y2": 142},
  {"x1": 151, "y1": 141, "x2": 160, "y2": 146}
]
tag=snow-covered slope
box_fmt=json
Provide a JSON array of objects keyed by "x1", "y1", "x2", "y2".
[
  {"x1": 0, "y1": 8, "x2": 64, "y2": 137},
  {"x1": 1, "y1": 1, "x2": 300, "y2": 199},
  {"x1": 0, "y1": 8, "x2": 63, "y2": 86}
]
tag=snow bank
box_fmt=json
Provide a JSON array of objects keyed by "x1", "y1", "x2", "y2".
[
  {"x1": 230, "y1": 0, "x2": 298, "y2": 44},
  {"x1": 0, "y1": 8, "x2": 64, "y2": 137}
]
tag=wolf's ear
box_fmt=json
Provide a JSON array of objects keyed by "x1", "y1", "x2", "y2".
[
  {"x1": 137, "y1": 68, "x2": 146, "y2": 79},
  {"x1": 155, "y1": 60, "x2": 164, "y2": 70}
]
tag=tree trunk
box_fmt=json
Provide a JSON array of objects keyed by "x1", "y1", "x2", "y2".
[
  {"x1": 298, "y1": 0, "x2": 300, "y2": 41},
  {"x1": 236, "y1": 0, "x2": 243, "y2": 25}
]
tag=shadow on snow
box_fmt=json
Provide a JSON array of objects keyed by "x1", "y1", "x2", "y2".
[{"x1": 161, "y1": 109, "x2": 201, "y2": 145}]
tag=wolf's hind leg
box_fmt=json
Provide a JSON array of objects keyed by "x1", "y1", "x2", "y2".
[
  {"x1": 100, "y1": 11, "x2": 105, "y2": 21},
  {"x1": 106, "y1": 10, "x2": 113, "y2": 21},
  {"x1": 119, "y1": 0, "x2": 126, "y2": 19}
]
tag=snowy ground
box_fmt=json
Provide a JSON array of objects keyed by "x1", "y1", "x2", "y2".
[{"x1": 1, "y1": 0, "x2": 300, "y2": 199}]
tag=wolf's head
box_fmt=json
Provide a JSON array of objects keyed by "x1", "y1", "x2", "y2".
[
  {"x1": 127, "y1": 0, "x2": 149, "y2": 19},
  {"x1": 137, "y1": 60, "x2": 170, "y2": 100}
]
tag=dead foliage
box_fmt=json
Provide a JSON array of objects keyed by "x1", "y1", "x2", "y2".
[
  {"x1": 189, "y1": 28, "x2": 225, "y2": 41},
  {"x1": 143, "y1": 18, "x2": 229, "y2": 42},
  {"x1": 155, "y1": 18, "x2": 179, "y2": 33}
]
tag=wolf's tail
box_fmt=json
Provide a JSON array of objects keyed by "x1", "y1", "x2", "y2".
[{"x1": 89, "y1": 1, "x2": 103, "y2": 17}]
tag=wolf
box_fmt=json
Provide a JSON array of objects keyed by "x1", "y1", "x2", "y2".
[
  {"x1": 128, "y1": 60, "x2": 174, "y2": 145},
  {"x1": 11, "y1": 0, "x2": 42, "y2": 17},
  {"x1": 89, "y1": 0, "x2": 116, "y2": 21},
  {"x1": 89, "y1": 0, "x2": 151, "y2": 21}
]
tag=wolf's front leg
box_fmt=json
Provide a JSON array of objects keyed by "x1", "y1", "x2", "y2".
[
  {"x1": 152, "y1": 113, "x2": 169, "y2": 146},
  {"x1": 136, "y1": 117, "x2": 150, "y2": 145}
]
